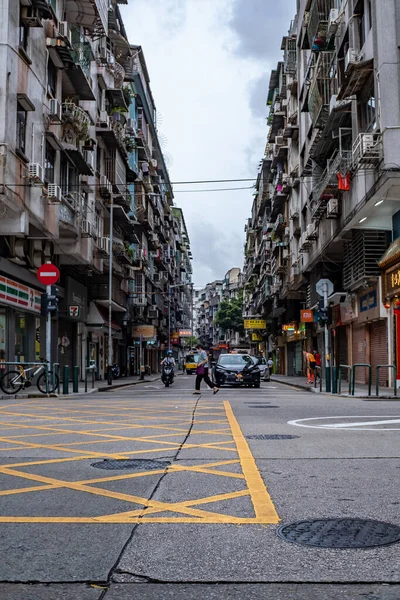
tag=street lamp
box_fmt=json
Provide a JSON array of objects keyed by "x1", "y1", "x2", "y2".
[
  {"x1": 168, "y1": 282, "x2": 194, "y2": 351},
  {"x1": 108, "y1": 196, "x2": 114, "y2": 386}
]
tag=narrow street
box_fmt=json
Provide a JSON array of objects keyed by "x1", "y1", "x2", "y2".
[{"x1": 0, "y1": 377, "x2": 399, "y2": 598}]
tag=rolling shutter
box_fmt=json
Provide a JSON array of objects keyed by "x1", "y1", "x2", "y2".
[
  {"x1": 352, "y1": 324, "x2": 367, "y2": 383},
  {"x1": 370, "y1": 320, "x2": 388, "y2": 386}
]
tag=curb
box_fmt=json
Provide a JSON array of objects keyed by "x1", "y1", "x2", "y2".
[
  {"x1": 97, "y1": 377, "x2": 161, "y2": 392},
  {"x1": 270, "y1": 377, "x2": 317, "y2": 393}
]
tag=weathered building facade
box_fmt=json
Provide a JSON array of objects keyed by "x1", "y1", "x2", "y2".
[
  {"x1": 244, "y1": 0, "x2": 400, "y2": 384},
  {"x1": 0, "y1": 0, "x2": 192, "y2": 378}
]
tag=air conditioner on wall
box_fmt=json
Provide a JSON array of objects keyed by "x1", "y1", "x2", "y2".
[
  {"x1": 83, "y1": 150, "x2": 95, "y2": 170},
  {"x1": 49, "y1": 98, "x2": 62, "y2": 123},
  {"x1": 100, "y1": 236, "x2": 110, "y2": 254},
  {"x1": 47, "y1": 184, "x2": 62, "y2": 202},
  {"x1": 327, "y1": 8, "x2": 339, "y2": 37},
  {"x1": 81, "y1": 219, "x2": 91, "y2": 236},
  {"x1": 344, "y1": 48, "x2": 358, "y2": 72},
  {"x1": 28, "y1": 163, "x2": 44, "y2": 184},
  {"x1": 327, "y1": 198, "x2": 339, "y2": 217},
  {"x1": 58, "y1": 21, "x2": 72, "y2": 45}
]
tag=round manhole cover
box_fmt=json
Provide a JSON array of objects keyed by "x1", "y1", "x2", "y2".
[
  {"x1": 91, "y1": 459, "x2": 170, "y2": 471},
  {"x1": 246, "y1": 434, "x2": 300, "y2": 440},
  {"x1": 277, "y1": 518, "x2": 400, "y2": 549}
]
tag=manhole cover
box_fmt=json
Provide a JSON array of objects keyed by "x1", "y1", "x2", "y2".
[
  {"x1": 91, "y1": 459, "x2": 171, "y2": 471},
  {"x1": 248, "y1": 405, "x2": 279, "y2": 408},
  {"x1": 246, "y1": 434, "x2": 299, "y2": 440},
  {"x1": 277, "y1": 518, "x2": 400, "y2": 549}
]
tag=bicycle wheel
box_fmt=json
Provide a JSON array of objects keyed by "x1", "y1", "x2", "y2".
[
  {"x1": 37, "y1": 371, "x2": 59, "y2": 394},
  {"x1": 0, "y1": 370, "x2": 23, "y2": 394}
]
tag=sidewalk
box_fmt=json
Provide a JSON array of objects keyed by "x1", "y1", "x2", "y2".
[
  {"x1": 270, "y1": 374, "x2": 399, "y2": 399},
  {"x1": 0, "y1": 374, "x2": 162, "y2": 400}
]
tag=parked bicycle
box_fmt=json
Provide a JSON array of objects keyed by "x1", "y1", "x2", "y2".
[{"x1": 0, "y1": 360, "x2": 59, "y2": 395}]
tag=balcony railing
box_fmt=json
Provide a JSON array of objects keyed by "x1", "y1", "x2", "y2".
[
  {"x1": 307, "y1": 0, "x2": 331, "y2": 44},
  {"x1": 308, "y1": 52, "x2": 337, "y2": 128},
  {"x1": 312, "y1": 149, "x2": 352, "y2": 218}
]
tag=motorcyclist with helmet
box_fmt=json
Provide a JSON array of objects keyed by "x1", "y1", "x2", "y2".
[{"x1": 161, "y1": 350, "x2": 175, "y2": 386}]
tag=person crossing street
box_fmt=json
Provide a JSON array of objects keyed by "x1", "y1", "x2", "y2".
[{"x1": 193, "y1": 343, "x2": 219, "y2": 395}]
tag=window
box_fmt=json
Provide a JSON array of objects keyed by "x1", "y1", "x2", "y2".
[
  {"x1": 360, "y1": 79, "x2": 377, "y2": 132},
  {"x1": 16, "y1": 103, "x2": 27, "y2": 154},
  {"x1": 19, "y1": 21, "x2": 28, "y2": 52},
  {"x1": 45, "y1": 143, "x2": 56, "y2": 183},
  {"x1": 47, "y1": 60, "x2": 57, "y2": 97}
]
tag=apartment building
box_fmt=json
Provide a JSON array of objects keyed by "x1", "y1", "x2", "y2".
[
  {"x1": 244, "y1": 0, "x2": 400, "y2": 383},
  {"x1": 0, "y1": 0, "x2": 192, "y2": 378},
  {"x1": 194, "y1": 268, "x2": 245, "y2": 353}
]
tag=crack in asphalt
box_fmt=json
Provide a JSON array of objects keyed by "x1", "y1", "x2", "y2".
[{"x1": 106, "y1": 395, "x2": 202, "y2": 584}]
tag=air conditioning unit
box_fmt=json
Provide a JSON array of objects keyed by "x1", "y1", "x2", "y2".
[
  {"x1": 100, "y1": 236, "x2": 111, "y2": 254},
  {"x1": 344, "y1": 48, "x2": 357, "y2": 72},
  {"x1": 58, "y1": 21, "x2": 72, "y2": 45},
  {"x1": 148, "y1": 307, "x2": 158, "y2": 319},
  {"x1": 282, "y1": 248, "x2": 289, "y2": 260},
  {"x1": 28, "y1": 163, "x2": 44, "y2": 184},
  {"x1": 81, "y1": 219, "x2": 91, "y2": 236},
  {"x1": 284, "y1": 226, "x2": 290, "y2": 237},
  {"x1": 83, "y1": 150, "x2": 94, "y2": 170},
  {"x1": 327, "y1": 198, "x2": 339, "y2": 217},
  {"x1": 275, "y1": 135, "x2": 284, "y2": 146},
  {"x1": 98, "y1": 111, "x2": 111, "y2": 128},
  {"x1": 327, "y1": 8, "x2": 339, "y2": 37},
  {"x1": 329, "y1": 94, "x2": 338, "y2": 114},
  {"x1": 107, "y1": 50, "x2": 115, "y2": 65},
  {"x1": 99, "y1": 175, "x2": 112, "y2": 196},
  {"x1": 98, "y1": 46, "x2": 107, "y2": 61},
  {"x1": 49, "y1": 98, "x2": 62, "y2": 123},
  {"x1": 124, "y1": 266, "x2": 136, "y2": 279},
  {"x1": 126, "y1": 118, "x2": 136, "y2": 134},
  {"x1": 306, "y1": 223, "x2": 318, "y2": 239},
  {"x1": 47, "y1": 184, "x2": 62, "y2": 202},
  {"x1": 361, "y1": 134, "x2": 376, "y2": 154},
  {"x1": 20, "y1": 6, "x2": 42, "y2": 27},
  {"x1": 292, "y1": 262, "x2": 300, "y2": 275}
]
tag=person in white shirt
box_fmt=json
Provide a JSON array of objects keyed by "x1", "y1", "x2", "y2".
[{"x1": 193, "y1": 343, "x2": 219, "y2": 395}]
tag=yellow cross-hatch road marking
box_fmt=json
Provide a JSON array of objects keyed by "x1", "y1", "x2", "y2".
[{"x1": 0, "y1": 396, "x2": 279, "y2": 524}]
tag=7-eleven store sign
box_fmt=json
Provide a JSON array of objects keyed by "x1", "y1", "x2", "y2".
[{"x1": 0, "y1": 276, "x2": 41, "y2": 313}]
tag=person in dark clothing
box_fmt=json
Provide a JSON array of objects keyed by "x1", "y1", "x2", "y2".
[{"x1": 193, "y1": 343, "x2": 219, "y2": 395}]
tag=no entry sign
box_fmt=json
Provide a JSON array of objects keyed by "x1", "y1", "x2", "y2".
[{"x1": 37, "y1": 263, "x2": 60, "y2": 286}]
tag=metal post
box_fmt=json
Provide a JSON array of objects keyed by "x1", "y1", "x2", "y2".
[
  {"x1": 72, "y1": 366, "x2": 79, "y2": 393},
  {"x1": 168, "y1": 285, "x2": 171, "y2": 351},
  {"x1": 46, "y1": 284, "x2": 51, "y2": 393},
  {"x1": 323, "y1": 282, "x2": 331, "y2": 392},
  {"x1": 63, "y1": 366, "x2": 69, "y2": 395},
  {"x1": 139, "y1": 334, "x2": 144, "y2": 380},
  {"x1": 108, "y1": 198, "x2": 113, "y2": 385}
]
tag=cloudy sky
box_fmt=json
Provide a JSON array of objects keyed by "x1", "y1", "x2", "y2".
[{"x1": 121, "y1": 0, "x2": 296, "y2": 287}]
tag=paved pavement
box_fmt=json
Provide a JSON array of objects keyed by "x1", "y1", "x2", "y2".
[
  {"x1": 271, "y1": 374, "x2": 398, "y2": 398},
  {"x1": 0, "y1": 376, "x2": 399, "y2": 598}
]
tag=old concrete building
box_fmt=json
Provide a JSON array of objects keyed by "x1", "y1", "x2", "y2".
[
  {"x1": 244, "y1": 0, "x2": 400, "y2": 386},
  {"x1": 0, "y1": 0, "x2": 192, "y2": 378}
]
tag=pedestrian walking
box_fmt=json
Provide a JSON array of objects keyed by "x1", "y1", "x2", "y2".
[
  {"x1": 193, "y1": 343, "x2": 219, "y2": 395},
  {"x1": 305, "y1": 350, "x2": 316, "y2": 384}
]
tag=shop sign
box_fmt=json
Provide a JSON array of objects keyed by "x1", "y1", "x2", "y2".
[
  {"x1": 244, "y1": 318, "x2": 266, "y2": 329},
  {"x1": 65, "y1": 277, "x2": 87, "y2": 320},
  {"x1": 132, "y1": 325, "x2": 156, "y2": 340},
  {"x1": 359, "y1": 290, "x2": 377, "y2": 312},
  {"x1": 179, "y1": 329, "x2": 192, "y2": 337},
  {"x1": 386, "y1": 266, "x2": 400, "y2": 297},
  {"x1": 0, "y1": 276, "x2": 40, "y2": 313},
  {"x1": 300, "y1": 310, "x2": 314, "y2": 323},
  {"x1": 282, "y1": 323, "x2": 296, "y2": 331},
  {"x1": 218, "y1": 343, "x2": 229, "y2": 349},
  {"x1": 252, "y1": 332, "x2": 263, "y2": 341},
  {"x1": 69, "y1": 305, "x2": 80, "y2": 318}
]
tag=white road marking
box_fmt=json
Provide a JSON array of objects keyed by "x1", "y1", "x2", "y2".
[{"x1": 288, "y1": 415, "x2": 400, "y2": 431}]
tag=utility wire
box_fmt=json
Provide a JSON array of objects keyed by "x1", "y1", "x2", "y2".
[
  {"x1": 174, "y1": 186, "x2": 254, "y2": 193},
  {"x1": 170, "y1": 178, "x2": 256, "y2": 184}
]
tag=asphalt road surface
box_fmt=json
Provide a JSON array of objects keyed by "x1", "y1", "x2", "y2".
[{"x1": 0, "y1": 375, "x2": 399, "y2": 599}]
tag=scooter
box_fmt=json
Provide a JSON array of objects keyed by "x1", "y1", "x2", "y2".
[{"x1": 161, "y1": 362, "x2": 174, "y2": 387}]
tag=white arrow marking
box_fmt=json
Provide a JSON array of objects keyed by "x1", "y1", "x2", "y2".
[{"x1": 322, "y1": 418, "x2": 400, "y2": 429}]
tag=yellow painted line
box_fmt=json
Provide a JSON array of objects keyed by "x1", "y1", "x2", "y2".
[
  {"x1": 224, "y1": 401, "x2": 280, "y2": 523},
  {"x1": 0, "y1": 435, "x2": 130, "y2": 459},
  {"x1": 0, "y1": 516, "x2": 278, "y2": 523}
]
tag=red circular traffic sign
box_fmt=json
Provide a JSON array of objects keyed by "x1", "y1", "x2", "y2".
[{"x1": 37, "y1": 263, "x2": 60, "y2": 285}]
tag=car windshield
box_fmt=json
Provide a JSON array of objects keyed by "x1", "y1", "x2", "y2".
[
  {"x1": 186, "y1": 355, "x2": 195, "y2": 362},
  {"x1": 251, "y1": 357, "x2": 266, "y2": 365},
  {"x1": 219, "y1": 354, "x2": 252, "y2": 365}
]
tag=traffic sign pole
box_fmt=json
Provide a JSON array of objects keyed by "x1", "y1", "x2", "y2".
[
  {"x1": 323, "y1": 281, "x2": 331, "y2": 393},
  {"x1": 46, "y1": 284, "x2": 52, "y2": 393},
  {"x1": 37, "y1": 263, "x2": 60, "y2": 393}
]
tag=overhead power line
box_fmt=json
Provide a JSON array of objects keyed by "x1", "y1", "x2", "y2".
[
  {"x1": 173, "y1": 186, "x2": 254, "y2": 193},
  {"x1": 171, "y1": 178, "x2": 256, "y2": 185}
]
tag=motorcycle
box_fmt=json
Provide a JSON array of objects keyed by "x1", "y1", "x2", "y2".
[
  {"x1": 111, "y1": 363, "x2": 120, "y2": 379},
  {"x1": 161, "y1": 362, "x2": 174, "y2": 387}
]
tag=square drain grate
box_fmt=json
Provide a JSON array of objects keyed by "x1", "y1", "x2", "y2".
[
  {"x1": 246, "y1": 434, "x2": 299, "y2": 440},
  {"x1": 277, "y1": 518, "x2": 400, "y2": 549},
  {"x1": 91, "y1": 459, "x2": 171, "y2": 471}
]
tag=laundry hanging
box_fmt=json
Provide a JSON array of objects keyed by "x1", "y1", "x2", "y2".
[{"x1": 337, "y1": 172, "x2": 351, "y2": 191}]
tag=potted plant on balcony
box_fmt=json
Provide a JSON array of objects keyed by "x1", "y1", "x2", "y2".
[
  {"x1": 111, "y1": 106, "x2": 128, "y2": 124},
  {"x1": 123, "y1": 136, "x2": 136, "y2": 153}
]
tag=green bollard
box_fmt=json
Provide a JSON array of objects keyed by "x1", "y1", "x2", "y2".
[
  {"x1": 72, "y1": 366, "x2": 79, "y2": 393},
  {"x1": 63, "y1": 366, "x2": 69, "y2": 395},
  {"x1": 331, "y1": 366, "x2": 337, "y2": 394},
  {"x1": 325, "y1": 367, "x2": 331, "y2": 393}
]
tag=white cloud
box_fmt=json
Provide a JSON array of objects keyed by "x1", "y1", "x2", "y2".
[{"x1": 120, "y1": 0, "x2": 296, "y2": 286}]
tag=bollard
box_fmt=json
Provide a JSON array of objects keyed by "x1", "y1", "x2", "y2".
[
  {"x1": 325, "y1": 367, "x2": 331, "y2": 393},
  {"x1": 331, "y1": 366, "x2": 337, "y2": 394},
  {"x1": 72, "y1": 366, "x2": 79, "y2": 393},
  {"x1": 63, "y1": 366, "x2": 69, "y2": 395}
]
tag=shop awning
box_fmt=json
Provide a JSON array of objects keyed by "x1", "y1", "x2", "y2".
[
  {"x1": 86, "y1": 302, "x2": 122, "y2": 331},
  {"x1": 378, "y1": 238, "x2": 400, "y2": 269}
]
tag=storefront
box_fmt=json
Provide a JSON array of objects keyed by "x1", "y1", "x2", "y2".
[
  {"x1": 285, "y1": 324, "x2": 307, "y2": 376},
  {"x1": 86, "y1": 302, "x2": 122, "y2": 379},
  {"x1": 379, "y1": 242, "x2": 400, "y2": 384},
  {"x1": 132, "y1": 324, "x2": 158, "y2": 374},
  {"x1": 0, "y1": 274, "x2": 43, "y2": 364}
]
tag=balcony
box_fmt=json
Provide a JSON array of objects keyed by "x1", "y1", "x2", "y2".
[
  {"x1": 307, "y1": 0, "x2": 331, "y2": 46},
  {"x1": 65, "y1": 0, "x2": 108, "y2": 37},
  {"x1": 308, "y1": 52, "x2": 337, "y2": 128},
  {"x1": 352, "y1": 133, "x2": 383, "y2": 171},
  {"x1": 311, "y1": 149, "x2": 352, "y2": 219}
]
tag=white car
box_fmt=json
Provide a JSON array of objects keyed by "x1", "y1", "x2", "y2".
[{"x1": 250, "y1": 357, "x2": 270, "y2": 381}]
